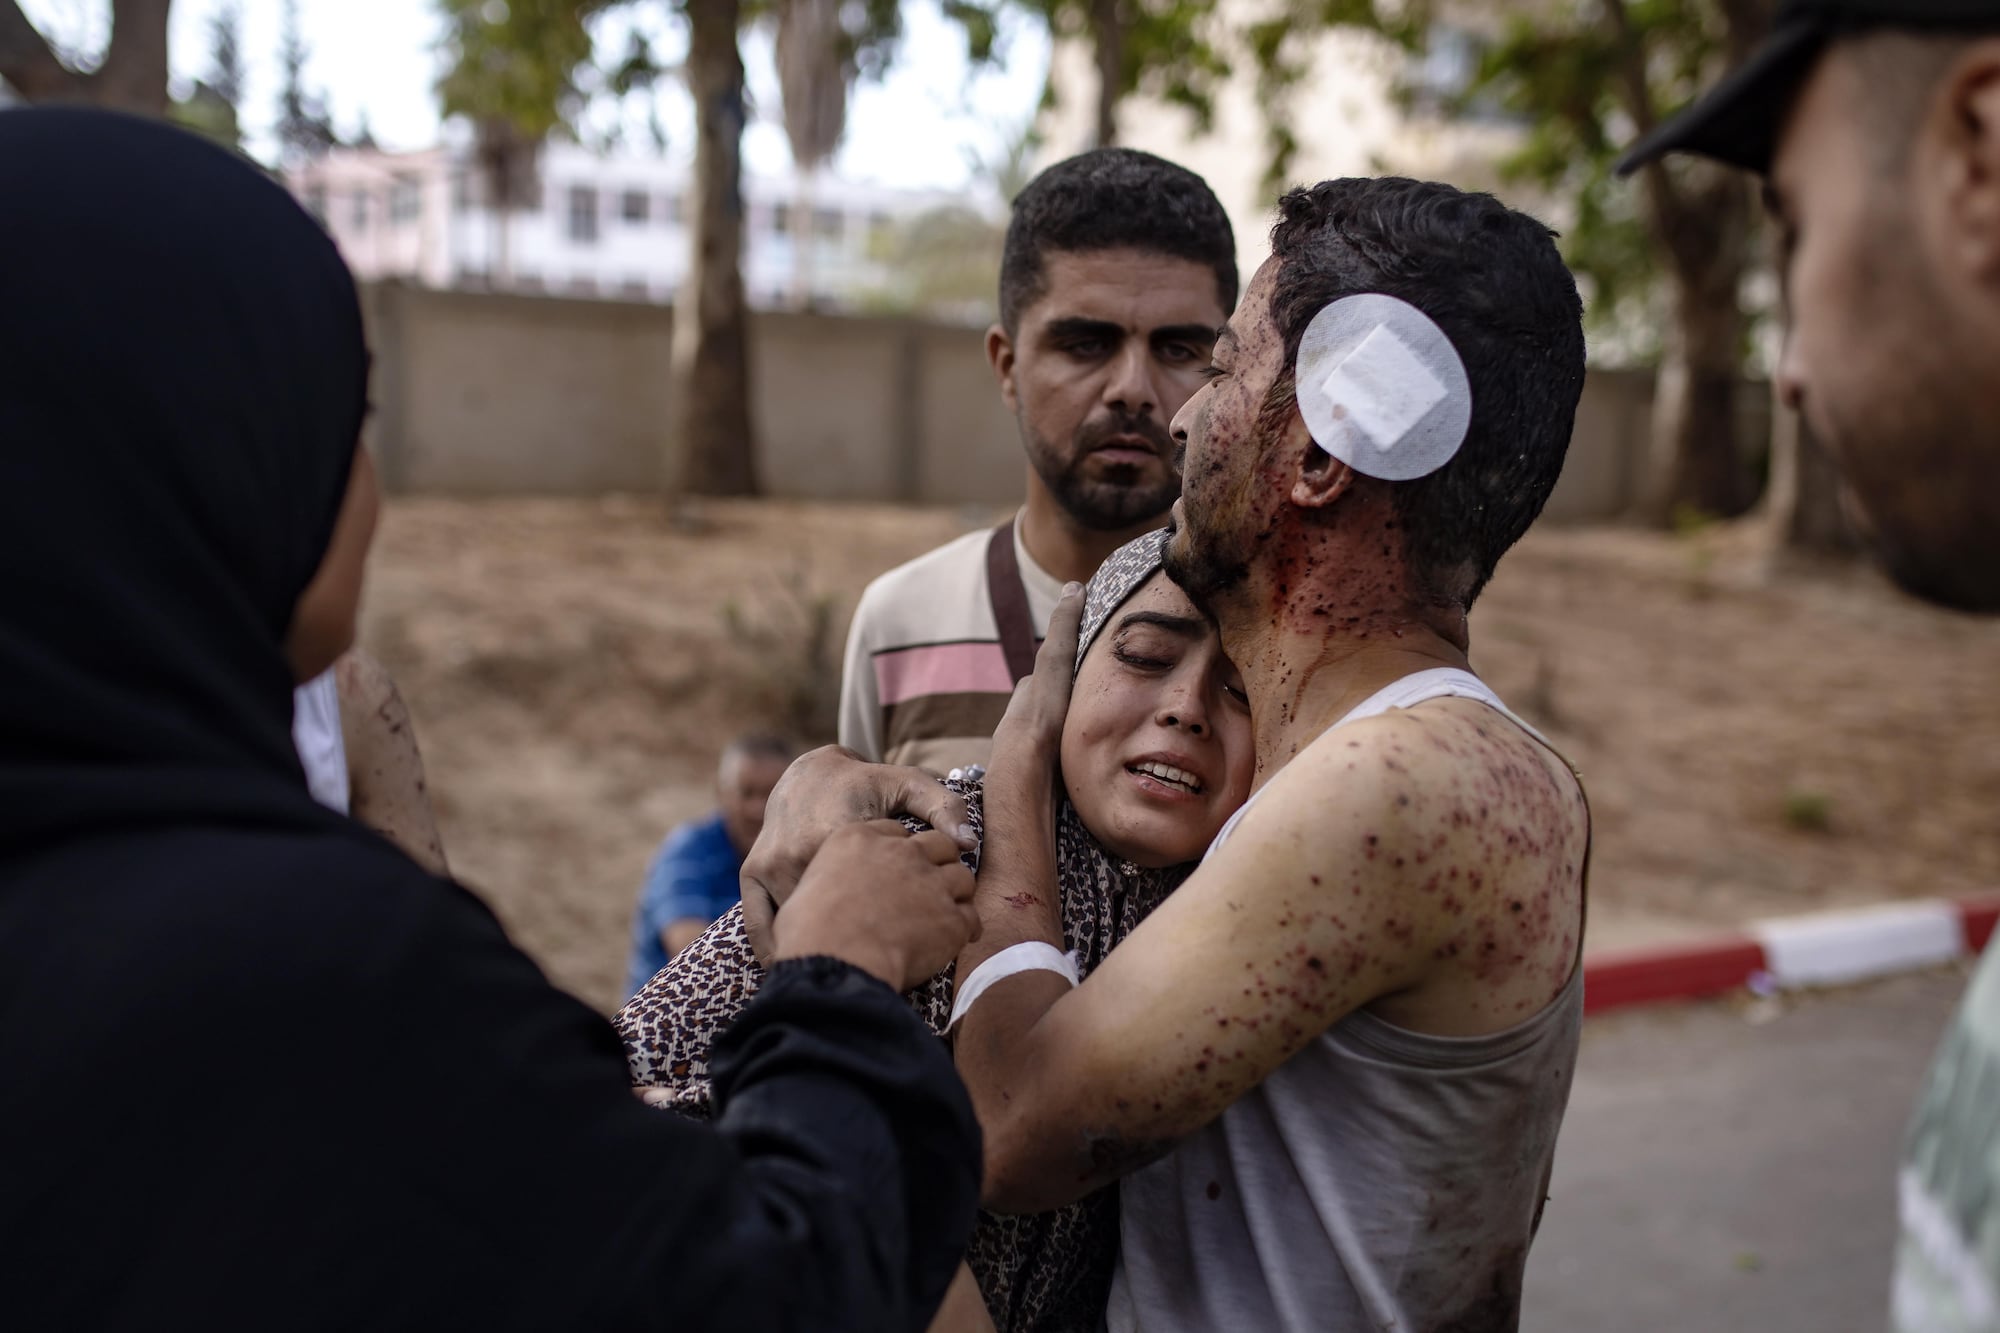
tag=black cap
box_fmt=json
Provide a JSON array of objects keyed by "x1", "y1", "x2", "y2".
[{"x1": 1616, "y1": 0, "x2": 2000, "y2": 177}]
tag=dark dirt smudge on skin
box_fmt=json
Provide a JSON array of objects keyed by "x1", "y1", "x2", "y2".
[{"x1": 1426, "y1": 1242, "x2": 1527, "y2": 1333}]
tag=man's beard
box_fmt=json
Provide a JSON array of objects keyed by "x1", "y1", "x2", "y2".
[
  {"x1": 1850, "y1": 490, "x2": 2000, "y2": 613},
  {"x1": 1812, "y1": 355, "x2": 2000, "y2": 614},
  {"x1": 1812, "y1": 232, "x2": 2000, "y2": 614},
  {"x1": 1160, "y1": 503, "x2": 1248, "y2": 618},
  {"x1": 1025, "y1": 412, "x2": 1180, "y2": 533}
]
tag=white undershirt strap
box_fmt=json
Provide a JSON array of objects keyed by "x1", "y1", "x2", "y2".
[
  {"x1": 1205, "y1": 668, "x2": 1566, "y2": 861},
  {"x1": 1332, "y1": 666, "x2": 1555, "y2": 750}
]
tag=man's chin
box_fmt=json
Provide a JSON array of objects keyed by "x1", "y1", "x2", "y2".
[
  {"x1": 1842, "y1": 469, "x2": 2000, "y2": 614},
  {"x1": 1160, "y1": 526, "x2": 1243, "y2": 616},
  {"x1": 1874, "y1": 534, "x2": 2000, "y2": 614},
  {"x1": 1060, "y1": 477, "x2": 1179, "y2": 533}
]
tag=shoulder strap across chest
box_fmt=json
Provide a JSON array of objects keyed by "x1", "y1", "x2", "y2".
[{"x1": 985, "y1": 518, "x2": 1039, "y2": 688}]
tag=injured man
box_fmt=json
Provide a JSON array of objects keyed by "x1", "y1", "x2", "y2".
[{"x1": 628, "y1": 175, "x2": 1594, "y2": 1333}]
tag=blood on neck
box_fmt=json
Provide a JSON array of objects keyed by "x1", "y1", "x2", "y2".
[{"x1": 1214, "y1": 483, "x2": 1472, "y2": 776}]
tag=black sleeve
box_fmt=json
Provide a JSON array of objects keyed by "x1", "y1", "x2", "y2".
[
  {"x1": 694, "y1": 957, "x2": 983, "y2": 1328},
  {"x1": 0, "y1": 832, "x2": 981, "y2": 1333},
  {"x1": 332, "y1": 861, "x2": 983, "y2": 1332}
]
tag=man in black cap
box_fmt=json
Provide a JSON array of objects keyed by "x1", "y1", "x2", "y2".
[{"x1": 1621, "y1": 7, "x2": 2000, "y2": 1328}]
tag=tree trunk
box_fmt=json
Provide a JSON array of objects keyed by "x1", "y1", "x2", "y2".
[
  {"x1": 0, "y1": 0, "x2": 171, "y2": 115},
  {"x1": 1090, "y1": 0, "x2": 1122, "y2": 148},
  {"x1": 669, "y1": 0, "x2": 759, "y2": 498},
  {"x1": 1603, "y1": 0, "x2": 1771, "y2": 528},
  {"x1": 98, "y1": 0, "x2": 170, "y2": 115},
  {"x1": 1759, "y1": 395, "x2": 1856, "y2": 554},
  {"x1": 1631, "y1": 161, "x2": 1761, "y2": 526},
  {"x1": 1639, "y1": 267, "x2": 1752, "y2": 523}
]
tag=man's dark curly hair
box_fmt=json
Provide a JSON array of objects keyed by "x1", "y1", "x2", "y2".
[
  {"x1": 1266, "y1": 177, "x2": 1586, "y2": 609},
  {"x1": 999, "y1": 148, "x2": 1237, "y2": 333}
]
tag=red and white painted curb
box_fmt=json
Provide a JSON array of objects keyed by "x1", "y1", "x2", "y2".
[{"x1": 1581, "y1": 894, "x2": 2000, "y2": 1017}]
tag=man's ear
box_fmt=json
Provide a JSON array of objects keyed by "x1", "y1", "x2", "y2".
[
  {"x1": 1934, "y1": 41, "x2": 2000, "y2": 282},
  {"x1": 1288, "y1": 415, "x2": 1357, "y2": 511},
  {"x1": 986, "y1": 324, "x2": 1019, "y2": 413}
]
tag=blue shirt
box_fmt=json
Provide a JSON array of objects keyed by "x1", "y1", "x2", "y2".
[{"x1": 625, "y1": 812, "x2": 743, "y2": 999}]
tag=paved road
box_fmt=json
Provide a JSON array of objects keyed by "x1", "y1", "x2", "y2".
[{"x1": 1523, "y1": 966, "x2": 1975, "y2": 1333}]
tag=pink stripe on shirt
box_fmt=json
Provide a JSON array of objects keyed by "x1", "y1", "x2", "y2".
[{"x1": 874, "y1": 641, "x2": 1016, "y2": 706}]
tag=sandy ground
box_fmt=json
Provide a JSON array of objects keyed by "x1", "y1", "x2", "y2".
[{"x1": 360, "y1": 497, "x2": 2000, "y2": 1014}]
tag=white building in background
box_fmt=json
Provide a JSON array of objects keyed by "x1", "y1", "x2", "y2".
[{"x1": 287, "y1": 139, "x2": 973, "y2": 310}]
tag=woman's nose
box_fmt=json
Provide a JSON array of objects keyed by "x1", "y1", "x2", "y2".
[{"x1": 1158, "y1": 686, "x2": 1208, "y2": 737}]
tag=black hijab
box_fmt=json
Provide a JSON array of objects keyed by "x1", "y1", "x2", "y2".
[
  {"x1": 0, "y1": 110, "x2": 981, "y2": 1333},
  {"x1": 0, "y1": 107, "x2": 368, "y2": 854}
]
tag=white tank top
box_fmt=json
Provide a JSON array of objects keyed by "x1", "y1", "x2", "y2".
[{"x1": 1108, "y1": 669, "x2": 1585, "y2": 1333}]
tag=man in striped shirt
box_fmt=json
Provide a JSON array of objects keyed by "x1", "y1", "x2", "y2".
[{"x1": 838, "y1": 148, "x2": 1237, "y2": 773}]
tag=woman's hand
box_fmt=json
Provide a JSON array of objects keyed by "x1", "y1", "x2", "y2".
[
  {"x1": 990, "y1": 583, "x2": 1085, "y2": 768},
  {"x1": 740, "y1": 747, "x2": 975, "y2": 965},
  {"x1": 770, "y1": 820, "x2": 981, "y2": 992},
  {"x1": 972, "y1": 585, "x2": 1083, "y2": 949}
]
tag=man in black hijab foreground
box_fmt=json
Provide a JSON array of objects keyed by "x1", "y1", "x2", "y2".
[{"x1": 0, "y1": 108, "x2": 983, "y2": 1332}]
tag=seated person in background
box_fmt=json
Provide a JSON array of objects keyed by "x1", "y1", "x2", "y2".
[
  {"x1": 626, "y1": 734, "x2": 794, "y2": 998},
  {"x1": 293, "y1": 647, "x2": 450, "y2": 876},
  {"x1": 620, "y1": 531, "x2": 1253, "y2": 1333},
  {"x1": 838, "y1": 148, "x2": 1235, "y2": 774}
]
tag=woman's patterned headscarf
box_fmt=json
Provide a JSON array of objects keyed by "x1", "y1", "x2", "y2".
[{"x1": 1075, "y1": 528, "x2": 1171, "y2": 674}]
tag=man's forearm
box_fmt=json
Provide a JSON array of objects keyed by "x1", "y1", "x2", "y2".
[{"x1": 335, "y1": 650, "x2": 449, "y2": 876}]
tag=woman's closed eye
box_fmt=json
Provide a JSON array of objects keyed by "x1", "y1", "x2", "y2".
[
  {"x1": 1111, "y1": 625, "x2": 1189, "y2": 674},
  {"x1": 1113, "y1": 645, "x2": 1176, "y2": 673}
]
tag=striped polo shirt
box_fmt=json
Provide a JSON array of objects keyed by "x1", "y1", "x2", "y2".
[{"x1": 837, "y1": 517, "x2": 1062, "y2": 775}]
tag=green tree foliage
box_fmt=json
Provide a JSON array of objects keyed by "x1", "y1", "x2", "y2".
[
  {"x1": 436, "y1": 0, "x2": 607, "y2": 149},
  {"x1": 947, "y1": 0, "x2": 1230, "y2": 148},
  {"x1": 1264, "y1": 0, "x2": 1776, "y2": 521},
  {"x1": 174, "y1": 1, "x2": 243, "y2": 148},
  {"x1": 860, "y1": 114, "x2": 1030, "y2": 321},
  {"x1": 862, "y1": 204, "x2": 1006, "y2": 321}
]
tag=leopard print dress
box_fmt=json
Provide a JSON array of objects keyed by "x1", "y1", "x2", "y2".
[{"x1": 617, "y1": 780, "x2": 1191, "y2": 1333}]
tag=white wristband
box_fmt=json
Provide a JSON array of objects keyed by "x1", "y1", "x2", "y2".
[{"x1": 946, "y1": 941, "x2": 1080, "y2": 1032}]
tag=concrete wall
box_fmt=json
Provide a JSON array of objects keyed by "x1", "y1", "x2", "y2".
[
  {"x1": 1539, "y1": 366, "x2": 1772, "y2": 524},
  {"x1": 1539, "y1": 367, "x2": 1653, "y2": 523},
  {"x1": 364, "y1": 282, "x2": 1023, "y2": 503},
  {"x1": 362, "y1": 282, "x2": 1763, "y2": 521}
]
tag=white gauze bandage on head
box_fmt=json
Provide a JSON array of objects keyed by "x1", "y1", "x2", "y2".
[{"x1": 1293, "y1": 293, "x2": 1473, "y2": 482}]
